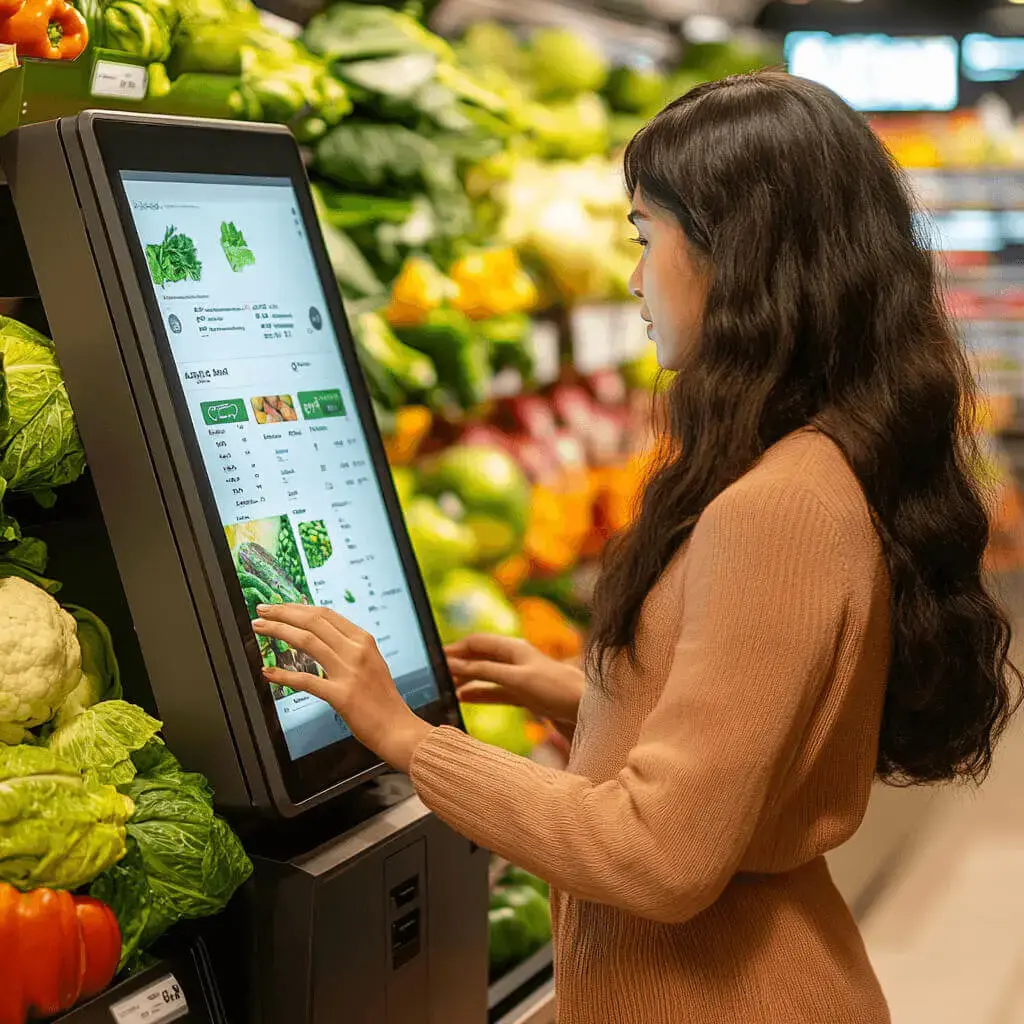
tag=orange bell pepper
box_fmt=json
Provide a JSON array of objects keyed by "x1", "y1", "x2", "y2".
[
  {"x1": 494, "y1": 554, "x2": 530, "y2": 595},
  {"x1": 524, "y1": 477, "x2": 593, "y2": 576},
  {"x1": 382, "y1": 405, "x2": 432, "y2": 467},
  {"x1": 0, "y1": 0, "x2": 87, "y2": 60},
  {"x1": 516, "y1": 597, "x2": 583, "y2": 661}
]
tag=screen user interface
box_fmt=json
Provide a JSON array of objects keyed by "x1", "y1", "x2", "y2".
[{"x1": 119, "y1": 171, "x2": 438, "y2": 761}]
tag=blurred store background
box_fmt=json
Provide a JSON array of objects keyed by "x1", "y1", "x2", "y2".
[{"x1": 4, "y1": 0, "x2": 1024, "y2": 1020}]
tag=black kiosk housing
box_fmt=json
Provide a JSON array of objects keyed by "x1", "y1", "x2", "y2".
[{"x1": 0, "y1": 111, "x2": 489, "y2": 1024}]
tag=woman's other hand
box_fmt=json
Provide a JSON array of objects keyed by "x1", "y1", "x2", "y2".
[
  {"x1": 252, "y1": 604, "x2": 433, "y2": 773},
  {"x1": 445, "y1": 635, "x2": 585, "y2": 725}
]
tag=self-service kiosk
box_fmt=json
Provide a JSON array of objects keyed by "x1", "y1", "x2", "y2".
[{"x1": 0, "y1": 110, "x2": 489, "y2": 1024}]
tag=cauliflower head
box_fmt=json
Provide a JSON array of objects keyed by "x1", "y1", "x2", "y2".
[{"x1": 0, "y1": 576, "x2": 82, "y2": 742}]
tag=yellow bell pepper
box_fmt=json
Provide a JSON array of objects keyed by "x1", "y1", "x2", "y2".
[
  {"x1": 383, "y1": 258, "x2": 460, "y2": 329},
  {"x1": 451, "y1": 248, "x2": 538, "y2": 321}
]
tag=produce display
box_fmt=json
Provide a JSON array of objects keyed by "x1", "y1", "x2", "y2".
[
  {"x1": 488, "y1": 863, "x2": 551, "y2": 978},
  {"x1": 0, "y1": 317, "x2": 251, "y2": 1020}
]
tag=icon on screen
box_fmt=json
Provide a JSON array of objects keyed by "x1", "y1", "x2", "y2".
[
  {"x1": 309, "y1": 307, "x2": 323, "y2": 331},
  {"x1": 168, "y1": 314, "x2": 182, "y2": 334}
]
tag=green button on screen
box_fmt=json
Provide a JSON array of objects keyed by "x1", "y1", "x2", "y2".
[
  {"x1": 298, "y1": 388, "x2": 346, "y2": 420},
  {"x1": 200, "y1": 399, "x2": 248, "y2": 425}
]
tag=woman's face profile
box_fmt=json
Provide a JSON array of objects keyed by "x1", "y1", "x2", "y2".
[{"x1": 628, "y1": 192, "x2": 709, "y2": 371}]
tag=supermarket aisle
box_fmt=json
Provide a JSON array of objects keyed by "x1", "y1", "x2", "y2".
[{"x1": 860, "y1": 573, "x2": 1024, "y2": 1024}]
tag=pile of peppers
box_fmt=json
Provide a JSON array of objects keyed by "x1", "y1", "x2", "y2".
[{"x1": 0, "y1": 0, "x2": 87, "y2": 60}]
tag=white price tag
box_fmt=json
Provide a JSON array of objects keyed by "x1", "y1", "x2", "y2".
[
  {"x1": 571, "y1": 306, "x2": 617, "y2": 374},
  {"x1": 110, "y1": 974, "x2": 188, "y2": 1024},
  {"x1": 91, "y1": 61, "x2": 148, "y2": 101}
]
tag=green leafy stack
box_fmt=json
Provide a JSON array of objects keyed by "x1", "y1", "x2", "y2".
[
  {"x1": 44, "y1": 702, "x2": 252, "y2": 971},
  {"x1": 0, "y1": 317, "x2": 251, "y2": 980},
  {"x1": 303, "y1": 4, "x2": 522, "y2": 293},
  {"x1": 0, "y1": 318, "x2": 86, "y2": 524},
  {"x1": 145, "y1": 226, "x2": 203, "y2": 287},
  {"x1": 220, "y1": 221, "x2": 255, "y2": 272}
]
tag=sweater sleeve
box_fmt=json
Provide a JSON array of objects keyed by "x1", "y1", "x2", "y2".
[{"x1": 410, "y1": 481, "x2": 850, "y2": 925}]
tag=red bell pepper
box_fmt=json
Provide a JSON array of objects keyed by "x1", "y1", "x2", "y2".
[{"x1": 0, "y1": 883, "x2": 121, "y2": 1024}]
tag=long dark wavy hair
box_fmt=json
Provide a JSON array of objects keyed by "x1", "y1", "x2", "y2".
[{"x1": 589, "y1": 71, "x2": 1021, "y2": 785}]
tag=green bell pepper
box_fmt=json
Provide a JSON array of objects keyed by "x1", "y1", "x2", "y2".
[{"x1": 395, "y1": 308, "x2": 491, "y2": 411}]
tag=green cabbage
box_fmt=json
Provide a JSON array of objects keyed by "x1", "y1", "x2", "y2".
[
  {"x1": 48, "y1": 701, "x2": 160, "y2": 787},
  {"x1": 0, "y1": 743, "x2": 132, "y2": 891},
  {"x1": 52, "y1": 606, "x2": 123, "y2": 728},
  {"x1": 91, "y1": 740, "x2": 253, "y2": 966},
  {"x1": 0, "y1": 317, "x2": 86, "y2": 504}
]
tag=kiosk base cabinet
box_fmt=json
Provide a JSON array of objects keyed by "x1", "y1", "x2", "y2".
[{"x1": 214, "y1": 798, "x2": 490, "y2": 1024}]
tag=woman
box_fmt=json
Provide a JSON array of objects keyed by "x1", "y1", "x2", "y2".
[{"x1": 253, "y1": 72, "x2": 1021, "y2": 1022}]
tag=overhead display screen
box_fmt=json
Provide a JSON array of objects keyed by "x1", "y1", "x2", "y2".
[
  {"x1": 120, "y1": 170, "x2": 439, "y2": 762},
  {"x1": 785, "y1": 32, "x2": 960, "y2": 112}
]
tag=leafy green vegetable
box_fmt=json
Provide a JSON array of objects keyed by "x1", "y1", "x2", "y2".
[
  {"x1": 48, "y1": 701, "x2": 159, "y2": 787},
  {"x1": 0, "y1": 743, "x2": 132, "y2": 891},
  {"x1": 316, "y1": 122, "x2": 446, "y2": 190},
  {"x1": 315, "y1": 187, "x2": 414, "y2": 230},
  {"x1": 0, "y1": 317, "x2": 87, "y2": 502},
  {"x1": 0, "y1": 537, "x2": 60, "y2": 593},
  {"x1": 337, "y1": 51, "x2": 437, "y2": 99},
  {"x1": 168, "y1": 22, "x2": 254, "y2": 77},
  {"x1": 311, "y1": 187, "x2": 387, "y2": 300},
  {"x1": 303, "y1": 4, "x2": 450, "y2": 63},
  {"x1": 114, "y1": 740, "x2": 251, "y2": 952},
  {"x1": 235, "y1": 42, "x2": 351, "y2": 135},
  {"x1": 89, "y1": 836, "x2": 152, "y2": 970},
  {"x1": 53, "y1": 605, "x2": 123, "y2": 727},
  {"x1": 102, "y1": 0, "x2": 174, "y2": 61},
  {"x1": 219, "y1": 222, "x2": 255, "y2": 273},
  {"x1": 145, "y1": 227, "x2": 202, "y2": 287}
]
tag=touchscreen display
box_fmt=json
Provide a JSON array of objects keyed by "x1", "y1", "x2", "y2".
[{"x1": 119, "y1": 171, "x2": 438, "y2": 761}]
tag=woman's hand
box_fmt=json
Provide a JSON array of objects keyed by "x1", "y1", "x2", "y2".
[
  {"x1": 252, "y1": 604, "x2": 434, "y2": 773},
  {"x1": 445, "y1": 635, "x2": 585, "y2": 725}
]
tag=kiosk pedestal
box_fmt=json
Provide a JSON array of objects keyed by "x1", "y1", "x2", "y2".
[
  {"x1": 217, "y1": 794, "x2": 489, "y2": 1024},
  {"x1": 0, "y1": 109, "x2": 490, "y2": 1024}
]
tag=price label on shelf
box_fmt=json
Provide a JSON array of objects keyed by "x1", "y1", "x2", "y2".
[
  {"x1": 91, "y1": 61, "x2": 148, "y2": 101},
  {"x1": 110, "y1": 974, "x2": 189, "y2": 1023}
]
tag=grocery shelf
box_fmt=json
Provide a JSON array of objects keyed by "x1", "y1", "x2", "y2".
[
  {"x1": 489, "y1": 943, "x2": 555, "y2": 1022},
  {"x1": 494, "y1": 982, "x2": 556, "y2": 1024}
]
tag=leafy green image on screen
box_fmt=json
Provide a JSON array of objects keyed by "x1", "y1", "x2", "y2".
[
  {"x1": 220, "y1": 221, "x2": 256, "y2": 273},
  {"x1": 145, "y1": 226, "x2": 202, "y2": 287}
]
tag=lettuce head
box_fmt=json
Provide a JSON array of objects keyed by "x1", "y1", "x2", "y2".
[
  {"x1": 48, "y1": 701, "x2": 160, "y2": 786},
  {"x1": 0, "y1": 743, "x2": 133, "y2": 891},
  {"x1": 0, "y1": 316, "x2": 87, "y2": 506},
  {"x1": 91, "y1": 739, "x2": 253, "y2": 966}
]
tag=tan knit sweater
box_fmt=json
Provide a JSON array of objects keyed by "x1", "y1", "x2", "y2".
[{"x1": 411, "y1": 429, "x2": 893, "y2": 1023}]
